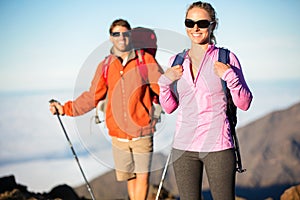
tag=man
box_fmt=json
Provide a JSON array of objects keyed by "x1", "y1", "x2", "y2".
[{"x1": 49, "y1": 19, "x2": 163, "y2": 199}]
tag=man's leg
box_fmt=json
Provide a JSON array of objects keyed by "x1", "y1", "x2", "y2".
[
  {"x1": 112, "y1": 137, "x2": 136, "y2": 199},
  {"x1": 130, "y1": 136, "x2": 153, "y2": 200},
  {"x1": 127, "y1": 177, "x2": 136, "y2": 200},
  {"x1": 135, "y1": 172, "x2": 149, "y2": 200},
  {"x1": 127, "y1": 172, "x2": 149, "y2": 200}
]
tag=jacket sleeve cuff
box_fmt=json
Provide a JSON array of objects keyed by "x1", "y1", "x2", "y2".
[
  {"x1": 63, "y1": 101, "x2": 74, "y2": 116},
  {"x1": 222, "y1": 68, "x2": 237, "y2": 82},
  {"x1": 158, "y1": 74, "x2": 173, "y2": 86}
]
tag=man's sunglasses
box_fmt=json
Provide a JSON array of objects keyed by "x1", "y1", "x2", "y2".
[
  {"x1": 185, "y1": 19, "x2": 214, "y2": 29},
  {"x1": 110, "y1": 31, "x2": 131, "y2": 37}
]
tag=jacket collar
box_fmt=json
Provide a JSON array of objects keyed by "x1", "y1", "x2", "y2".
[{"x1": 110, "y1": 48, "x2": 136, "y2": 66}]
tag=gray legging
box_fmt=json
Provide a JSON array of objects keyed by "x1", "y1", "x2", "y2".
[{"x1": 172, "y1": 148, "x2": 236, "y2": 200}]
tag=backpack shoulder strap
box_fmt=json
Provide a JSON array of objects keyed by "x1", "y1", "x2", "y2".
[
  {"x1": 218, "y1": 47, "x2": 230, "y2": 64},
  {"x1": 170, "y1": 49, "x2": 188, "y2": 101},
  {"x1": 102, "y1": 55, "x2": 112, "y2": 85},
  {"x1": 136, "y1": 49, "x2": 148, "y2": 83},
  {"x1": 136, "y1": 49, "x2": 160, "y2": 110},
  {"x1": 218, "y1": 47, "x2": 230, "y2": 93},
  {"x1": 171, "y1": 49, "x2": 187, "y2": 67},
  {"x1": 218, "y1": 47, "x2": 236, "y2": 123}
]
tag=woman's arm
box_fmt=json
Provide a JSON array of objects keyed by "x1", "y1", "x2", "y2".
[{"x1": 218, "y1": 52, "x2": 253, "y2": 111}]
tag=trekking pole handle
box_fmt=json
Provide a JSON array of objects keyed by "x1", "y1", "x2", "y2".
[
  {"x1": 49, "y1": 99, "x2": 59, "y2": 104},
  {"x1": 49, "y1": 99, "x2": 63, "y2": 116}
]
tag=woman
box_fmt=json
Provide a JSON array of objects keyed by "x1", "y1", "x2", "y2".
[{"x1": 158, "y1": 1, "x2": 253, "y2": 200}]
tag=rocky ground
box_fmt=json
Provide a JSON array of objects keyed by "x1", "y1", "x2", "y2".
[
  {"x1": 1, "y1": 175, "x2": 300, "y2": 200},
  {"x1": 0, "y1": 175, "x2": 88, "y2": 200}
]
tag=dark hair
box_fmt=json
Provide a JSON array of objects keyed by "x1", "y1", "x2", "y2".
[
  {"x1": 186, "y1": 1, "x2": 218, "y2": 44},
  {"x1": 109, "y1": 19, "x2": 131, "y2": 34}
]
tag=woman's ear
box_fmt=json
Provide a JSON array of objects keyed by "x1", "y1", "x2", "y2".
[{"x1": 211, "y1": 21, "x2": 217, "y2": 31}]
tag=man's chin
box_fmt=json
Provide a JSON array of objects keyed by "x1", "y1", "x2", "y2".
[
  {"x1": 117, "y1": 46, "x2": 129, "y2": 52},
  {"x1": 121, "y1": 47, "x2": 132, "y2": 52}
]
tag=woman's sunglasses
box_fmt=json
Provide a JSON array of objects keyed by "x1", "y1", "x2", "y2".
[
  {"x1": 110, "y1": 31, "x2": 131, "y2": 37},
  {"x1": 185, "y1": 19, "x2": 214, "y2": 29}
]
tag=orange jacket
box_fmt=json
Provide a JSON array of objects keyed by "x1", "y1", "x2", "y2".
[{"x1": 63, "y1": 51, "x2": 163, "y2": 139}]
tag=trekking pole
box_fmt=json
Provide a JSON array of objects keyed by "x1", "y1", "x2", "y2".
[
  {"x1": 231, "y1": 129, "x2": 246, "y2": 173},
  {"x1": 49, "y1": 99, "x2": 96, "y2": 200},
  {"x1": 155, "y1": 151, "x2": 172, "y2": 200}
]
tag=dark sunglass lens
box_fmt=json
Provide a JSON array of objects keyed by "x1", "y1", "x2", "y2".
[
  {"x1": 185, "y1": 19, "x2": 195, "y2": 28},
  {"x1": 123, "y1": 31, "x2": 130, "y2": 37},
  {"x1": 111, "y1": 32, "x2": 121, "y2": 37},
  {"x1": 197, "y1": 20, "x2": 211, "y2": 28}
]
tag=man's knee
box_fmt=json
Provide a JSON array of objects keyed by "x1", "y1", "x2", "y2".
[{"x1": 136, "y1": 173, "x2": 150, "y2": 184}]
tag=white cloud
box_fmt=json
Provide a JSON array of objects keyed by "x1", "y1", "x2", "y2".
[{"x1": 0, "y1": 156, "x2": 109, "y2": 192}]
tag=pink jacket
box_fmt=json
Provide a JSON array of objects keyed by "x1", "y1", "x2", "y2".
[{"x1": 158, "y1": 44, "x2": 252, "y2": 152}]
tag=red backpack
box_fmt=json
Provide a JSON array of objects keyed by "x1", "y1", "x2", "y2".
[
  {"x1": 102, "y1": 27, "x2": 157, "y2": 85},
  {"x1": 131, "y1": 27, "x2": 157, "y2": 57}
]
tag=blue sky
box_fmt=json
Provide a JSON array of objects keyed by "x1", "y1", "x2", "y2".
[{"x1": 0, "y1": 0, "x2": 300, "y2": 91}]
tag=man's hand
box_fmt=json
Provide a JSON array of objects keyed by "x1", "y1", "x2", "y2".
[{"x1": 49, "y1": 99, "x2": 64, "y2": 115}]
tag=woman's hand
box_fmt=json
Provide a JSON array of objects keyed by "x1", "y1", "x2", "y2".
[
  {"x1": 164, "y1": 65, "x2": 183, "y2": 82},
  {"x1": 214, "y1": 61, "x2": 231, "y2": 78}
]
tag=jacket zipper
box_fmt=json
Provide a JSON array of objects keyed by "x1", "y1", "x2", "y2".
[
  {"x1": 119, "y1": 69, "x2": 128, "y2": 131},
  {"x1": 194, "y1": 50, "x2": 209, "y2": 87}
]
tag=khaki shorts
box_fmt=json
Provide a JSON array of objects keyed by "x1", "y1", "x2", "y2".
[{"x1": 112, "y1": 136, "x2": 153, "y2": 181}]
